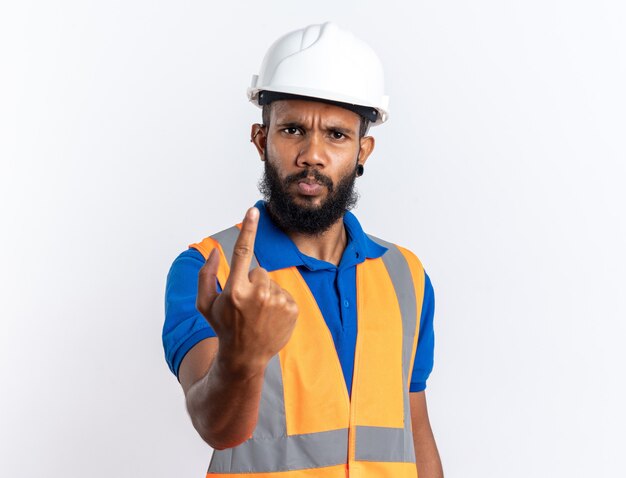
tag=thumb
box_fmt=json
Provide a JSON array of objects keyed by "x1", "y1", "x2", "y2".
[{"x1": 197, "y1": 248, "x2": 220, "y2": 312}]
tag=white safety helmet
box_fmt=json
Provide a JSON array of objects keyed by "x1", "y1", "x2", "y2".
[{"x1": 247, "y1": 22, "x2": 389, "y2": 125}]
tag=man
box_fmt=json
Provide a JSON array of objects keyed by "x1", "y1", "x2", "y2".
[{"x1": 163, "y1": 22, "x2": 443, "y2": 477}]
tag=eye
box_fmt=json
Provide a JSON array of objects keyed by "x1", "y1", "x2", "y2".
[
  {"x1": 331, "y1": 131, "x2": 345, "y2": 140},
  {"x1": 283, "y1": 127, "x2": 302, "y2": 135}
]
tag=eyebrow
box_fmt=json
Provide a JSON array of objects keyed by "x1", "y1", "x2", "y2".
[
  {"x1": 275, "y1": 121, "x2": 356, "y2": 135},
  {"x1": 324, "y1": 125, "x2": 355, "y2": 135},
  {"x1": 276, "y1": 121, "x2": 304, "y2": 129}
]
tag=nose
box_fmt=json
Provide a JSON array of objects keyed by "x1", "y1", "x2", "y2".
[{"x1": 295, "y1": 133, "x2": 327, "y2": 169}]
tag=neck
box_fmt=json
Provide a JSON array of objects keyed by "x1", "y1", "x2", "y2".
[{"x1": 287, "y1": 219, "x2": 347, "y2": 266}]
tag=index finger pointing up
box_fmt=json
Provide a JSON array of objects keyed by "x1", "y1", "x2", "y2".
[{"x1": 227, "y1": 207, "x2": 260, "y2": 286}]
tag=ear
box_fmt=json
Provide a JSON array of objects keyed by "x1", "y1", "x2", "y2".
[
  {"x1": 250, "y1": 123, "x2": 267, "y2": 161},
  {"x1": 357, "y1": 135, "x2": 375, "y2": 166}
]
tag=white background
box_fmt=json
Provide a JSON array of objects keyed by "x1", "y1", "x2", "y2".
[{"x1": 1, "y1": 1, "x2": 625, "y2": 477}]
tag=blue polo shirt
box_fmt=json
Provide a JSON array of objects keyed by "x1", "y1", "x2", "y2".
[{"x1": 163, "y1": 200, "x2": 435, "y2": 394}]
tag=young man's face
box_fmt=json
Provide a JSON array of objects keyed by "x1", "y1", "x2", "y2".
[{"x1": 252, "y1": 99, "x2": 375, "y2": 235}]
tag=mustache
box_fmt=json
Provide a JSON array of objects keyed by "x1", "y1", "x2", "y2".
[{"x1": 284, "y1": 169, "x2": 334, "y2": 191}]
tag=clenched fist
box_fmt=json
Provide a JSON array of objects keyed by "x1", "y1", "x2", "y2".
[{"x1": 196, "y1": 207, "x2": 299, "y2": 372}]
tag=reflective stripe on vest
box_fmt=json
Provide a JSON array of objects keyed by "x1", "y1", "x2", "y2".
[{"x1": 189, "y1": 225, "x2": 425, "y2": 477}]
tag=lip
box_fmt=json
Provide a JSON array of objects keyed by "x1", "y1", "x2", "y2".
[{"x1": 296, "y1": 179, "x2": 323, "y2": 196}]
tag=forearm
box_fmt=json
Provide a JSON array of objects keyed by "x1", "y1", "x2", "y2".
[
  {"x1": 186, "y1": 209, "x2": 298, "y2": 450},
  {"x1": 413, "y1": 421, "x2": 443, "y2": 478},
  {"x1": 186, "y1": 351, "x2": 266, "y2": 450}
]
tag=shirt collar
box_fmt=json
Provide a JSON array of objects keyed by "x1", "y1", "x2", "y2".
[{"x1": 253, "y1": 200, "x2": 387, "y2": 272}]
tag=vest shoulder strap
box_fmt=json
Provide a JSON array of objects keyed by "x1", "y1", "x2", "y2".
[
  {"x1": 189, "y1": 224, "x2": 260, "y2": 289},
  {"x1": 366, "y1": 234, "x2": 425, "y2": 284},
  {"x1": 367, "y1": 234, "x2": 426, "y2": 398}
]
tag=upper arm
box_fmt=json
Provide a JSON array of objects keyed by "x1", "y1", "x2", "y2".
[
  {"x1": 410, "y1": 391, "x2": 443, "y2": 475},
  {"x1": 410, "y1": 271, "x2": 435, "y2": 392},
  {"x1": 163, "y1": 248, "x2": 217, "y2": 380},
  {"x1": 410, "y1": 391, "x2": 431, "y2": 430}
]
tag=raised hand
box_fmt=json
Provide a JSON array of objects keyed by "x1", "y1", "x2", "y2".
[{"x1": 196, "y1": 207, "x2": 299, "y2": 372}]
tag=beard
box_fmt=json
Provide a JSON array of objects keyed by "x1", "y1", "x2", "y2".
[{"x1": 258, "y1": 150, "x2": 360, "y2": 236}]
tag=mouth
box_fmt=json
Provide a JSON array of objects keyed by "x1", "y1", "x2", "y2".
[{"x1": 296, "y1": 178, "x2": 324, "y2": 196}]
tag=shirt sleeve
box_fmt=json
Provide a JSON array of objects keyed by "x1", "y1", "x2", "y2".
[
  {"x1": 162, "y1": 248, "x2": 217, "y2": 380},
  {"x1": 409, "y1": 271, "x2": 435, "y2": 392}
]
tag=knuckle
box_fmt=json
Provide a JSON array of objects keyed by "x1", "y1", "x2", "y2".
[
  {"x1": 255, "y1": 287, "x2": 270, "y2": 303},
  {"x1": 233, "y1": 245, "x2": 252, "y2": 258},
  {"x1": 286, "y1": 301, "x2": 299, "y2": 318},
  {"x1": 228, "y1": 288, "x2": 243, "y2": 305},
  {"x1": 276, "y1": 294, "x2": 287, "y2": 306},
  {"x1": 249, "y1": 267, "x2": 267, "y2": 281}
]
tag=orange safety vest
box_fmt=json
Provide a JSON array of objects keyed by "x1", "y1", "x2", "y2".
[{"x1": 190, "y1": 224, "x2": 425, "y2": 478}]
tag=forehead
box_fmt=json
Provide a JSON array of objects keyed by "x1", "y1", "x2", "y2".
[{"x1": 270, "y1": 99, "x2": 361, "y2": 128}]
